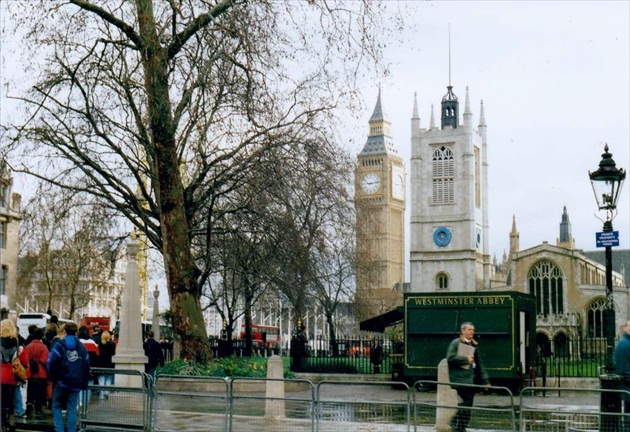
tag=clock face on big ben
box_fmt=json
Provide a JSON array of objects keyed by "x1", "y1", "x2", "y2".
[{"x1": 361, "y1": 173, "x2": 380, "y2": 194}]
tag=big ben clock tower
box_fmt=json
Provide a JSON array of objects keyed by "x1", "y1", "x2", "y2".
[
  {"x1": 354, "y1": 91, "x2": 406, "y2": 322},
  {"x1": 409, "y1": 84, "x2": 491, "y2": 293}
]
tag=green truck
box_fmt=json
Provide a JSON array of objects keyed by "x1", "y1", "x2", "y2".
[{"x1": 400, "y1": 291, "x2": 536, "y2": 391}]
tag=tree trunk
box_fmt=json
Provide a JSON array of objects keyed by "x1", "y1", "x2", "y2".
[
  {"x1": 244, "y1": 286, "x2": 253, "y2": 357},
  {"x1": 136, "y1": 0, "x2": 210, "y2": 361},
  {"x1": 326, "y1": 312, "x2": 339, "y2": 357}
]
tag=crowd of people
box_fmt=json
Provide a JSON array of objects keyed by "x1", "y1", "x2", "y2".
[{"x1": 0, "y1": 316, "x2": 123, "y2": 432}]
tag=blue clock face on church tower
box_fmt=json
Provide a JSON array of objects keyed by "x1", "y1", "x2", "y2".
[{"x1": 433, "y1": 227, "x2": 452, "y2": 247}]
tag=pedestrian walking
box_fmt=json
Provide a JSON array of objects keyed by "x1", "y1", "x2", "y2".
[
  {"x1": 25, "y1": 324, "x2": 38, "y2": 346},
  {"x1": 91, "y1": 326, "x2": 102, "y2": 345},
  {"x1": 371, "y1": 341, "x2": 383, "y2": 374},
  {"x1": 78, "y1": 326, "x2": 99, "y2": 405},
  {"x1": 446, "y1": 322, "x2": 490, "y2": 432},
  {"x1": 96, "y1": 331, "x2": 116, "y2": 399},
  {"x1": 615, "y1": 319, "x2": 630, "y2": 431},
  {"x1": 24, "y1": 328, "x2": 50, "y2": 417},
  {"x1": 143, "y1": 331, "x2": 164, "y2": 378},
  {"x1": 47, "y1": 322, "x2": 91, "y2": 432},
  {"x1": 1, "y1": 319, "x2": 29, "y2": 432},
  {"x1": 13, "y1": 329, "x2": 26, "y2": 419},
  {"x1": 43, "y1": 323, "x2": 58, "y2": 349}
]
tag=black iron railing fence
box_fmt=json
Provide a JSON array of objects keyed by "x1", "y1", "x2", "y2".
[
  {"x1": 205, "y1": 335, "x2": 610, "y2": 378},
  {"x1": 534, "y1": 334, "x2": 613, "y2": 379}
]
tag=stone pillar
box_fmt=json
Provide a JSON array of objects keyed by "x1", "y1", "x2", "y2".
[
  {"x1": 152, "y1": 287, "x2": 160, "y2": 342},
  {"x1": 264, "y1": 355, "x2": 285, "y2": 420},
  {"x1": 113, "y1": 234, "x2": 148, "y2": 387},
  {"x1": 436, "y1": 358, "x2": 458, "y2": 431}
]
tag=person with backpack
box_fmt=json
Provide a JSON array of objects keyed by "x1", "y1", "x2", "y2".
[
  {"x1": 47, "y1": 322, "x2": 91, "y2": 432},
  {"x1": 1, "y1": 319, "x2": 29, "y2": 432},
  {"x1": 24, "y1": 328, "x2": 50, "y2": 417}
]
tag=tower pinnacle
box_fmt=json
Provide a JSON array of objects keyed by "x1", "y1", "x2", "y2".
[
  {"x1": 479, "y1": 100, "x2": 486, "y2": 127},
  {"x1": 464, "y1": 86, "x2": 472, "y2": 115},
  {"x1": 557, "y1": 206, "x2": 575, "y2": 249},
  {"x1": 370, "y1": 87, "x2": 386, "y2": 122},
  {"x1": 412, "y1": 92, "x2": 420, "y2": 120},
  {"x1": 361, "y1": 90, "x2": 396, "y2": 156},
  {"x1": 510, "y1": 215, "x2": 520, "y2": 254},
  {"x1": 411, "y1": 92, "x2": 420, "y2": 134}
]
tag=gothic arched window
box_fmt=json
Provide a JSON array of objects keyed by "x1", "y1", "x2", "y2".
[
  {"x1": 587, "y1": 298, "x2": 611, "y2": 338},
  {"x1": 432, "y1": 146, "x2": 454, "y2": 205},
  {"x1": 528, "y1": 260, "x2": 564, "y2": 316}
]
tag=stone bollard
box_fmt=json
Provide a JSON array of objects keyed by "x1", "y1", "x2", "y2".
[
  {"x1": 436, "y1": 358, "x2": 458, "y2": 431},
  {"x1": 265, "y1": 355, "x2": 285, "y2": 420}
]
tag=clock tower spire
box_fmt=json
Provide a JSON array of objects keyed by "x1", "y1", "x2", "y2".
[{"x1": 354, "y1": 91, "x2": 406, "y2": 321}]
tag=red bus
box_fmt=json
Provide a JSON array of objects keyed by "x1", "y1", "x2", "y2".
[{"x1": 239, "y1": 324, "x2": 280, "y2": 349}]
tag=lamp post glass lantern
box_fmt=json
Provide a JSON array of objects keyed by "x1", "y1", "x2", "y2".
[
  {"x1": 589, "y1": 144, "x2": 626, "y2": 373},
  {"x1": 590, "y1": 144, "x2": 626, "y2": 431}
]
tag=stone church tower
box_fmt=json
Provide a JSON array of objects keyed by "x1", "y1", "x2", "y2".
[
  {"x1": 409, "y1": 84, "x2": 491, "y2": 292},
  {"x1": 354, "y1": 91, "x2": 406, "y2": 321}
]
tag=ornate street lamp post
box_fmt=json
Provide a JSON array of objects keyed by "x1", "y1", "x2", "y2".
[{"x1": 589, "y1": 144, "x2": 626, "y2": 431}]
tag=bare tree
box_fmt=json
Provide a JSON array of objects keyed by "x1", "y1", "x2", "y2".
[
  {"x1": 260, "y1": 138, "x2": 355, "y2": 330},
  {"x1": 311, "y1": 221, "x2": 356, "y2": 356},
  {"x1": 18, "y1": 185, "x2": 122, "y2": 318},
  {"x1": 2, "y1": 0, "x2": 397, "y2": 359},
  {"x1": 203, "y1": 135, "x2": 357, "y2": 353}
]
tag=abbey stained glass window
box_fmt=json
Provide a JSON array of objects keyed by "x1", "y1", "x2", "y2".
[{"x1": 528, "y1": 260, "x2": 564, "y2": 316}]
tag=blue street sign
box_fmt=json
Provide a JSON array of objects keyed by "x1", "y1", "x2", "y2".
[{"x1": 596, "y1": 231, "x2": 619, "y2": 248}]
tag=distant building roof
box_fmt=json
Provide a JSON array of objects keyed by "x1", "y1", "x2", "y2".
[{"x1": 583, "y1": 249, "x2": 630, "y2": 287}]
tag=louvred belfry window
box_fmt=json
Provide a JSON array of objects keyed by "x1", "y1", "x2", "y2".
[{"x1": 432, "y1": 146, "x2": 454, "y2": 205}]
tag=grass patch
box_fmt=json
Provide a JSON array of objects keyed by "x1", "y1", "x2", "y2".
[{"x1": 157, "y1": 356, "x2": 296, "y2": 379}]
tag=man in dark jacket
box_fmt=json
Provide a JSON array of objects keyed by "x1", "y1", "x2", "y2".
[
  {"x1": 446, "y1": 322, "x2": 490, "y2": 432},
  {"x1": 47, "y1": 322, "x2": 91, "y2": 432},
  {"x1": 615, "y1": 320, "x2": 630, "y2": 431},
  {"x1": 143, "y1": 331, "x2": 164, "y2": 378}
]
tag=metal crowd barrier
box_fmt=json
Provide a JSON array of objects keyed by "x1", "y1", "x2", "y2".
[
  {"x1": 414, "y1": 380, "x2": 517, "y2": 431},
  {"x1": 78, "y1": 372, "x2": 630, "y2": 432},
  {"x1": 228, "y1": 377, "x2": 316, "y2": 432},
  {"x1": 154, "y1": 375, "x2": 230, "y2": 432},
  {"x1": 316, "y1": 380, "x2": 412, "y2": 432},
  {"x1": 519, "y1": 386, "x2": 630, "y2": 432},
  {"x1": 80, "y1": 368, "x2": 153, "y2": 432}
]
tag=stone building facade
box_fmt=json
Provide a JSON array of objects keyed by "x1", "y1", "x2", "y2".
[
  {"x1": 17, "y1": 243, "x2": 126, "y2": 323},
  {"x1": 493, "y1": 207, "x2": 628, "y2": 354},
  {"x1": 0, "y1": 161, "x2": 22, "y2": 318},
  {"x1": 357, "y1": 78, "x2": 628, "y2": 357},
  {"x1": 409, "y1": 85, "x2": 490, "y2": 292}
]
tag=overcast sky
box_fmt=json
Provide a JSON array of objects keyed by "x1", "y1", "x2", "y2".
[
  {"x1": 2, "y1": 1, "x2": 629, "y2": 284},
  {"x1": 343, "y1": 1, "x2": 630, "y2": 273}
]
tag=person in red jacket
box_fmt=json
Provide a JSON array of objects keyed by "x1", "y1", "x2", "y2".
[
  {"x1": 24, "y1": 328, "x2": 50, "y2": 417},
  {"x1": 1, "y1": 319, "x2": 29, "y2": 432}
]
